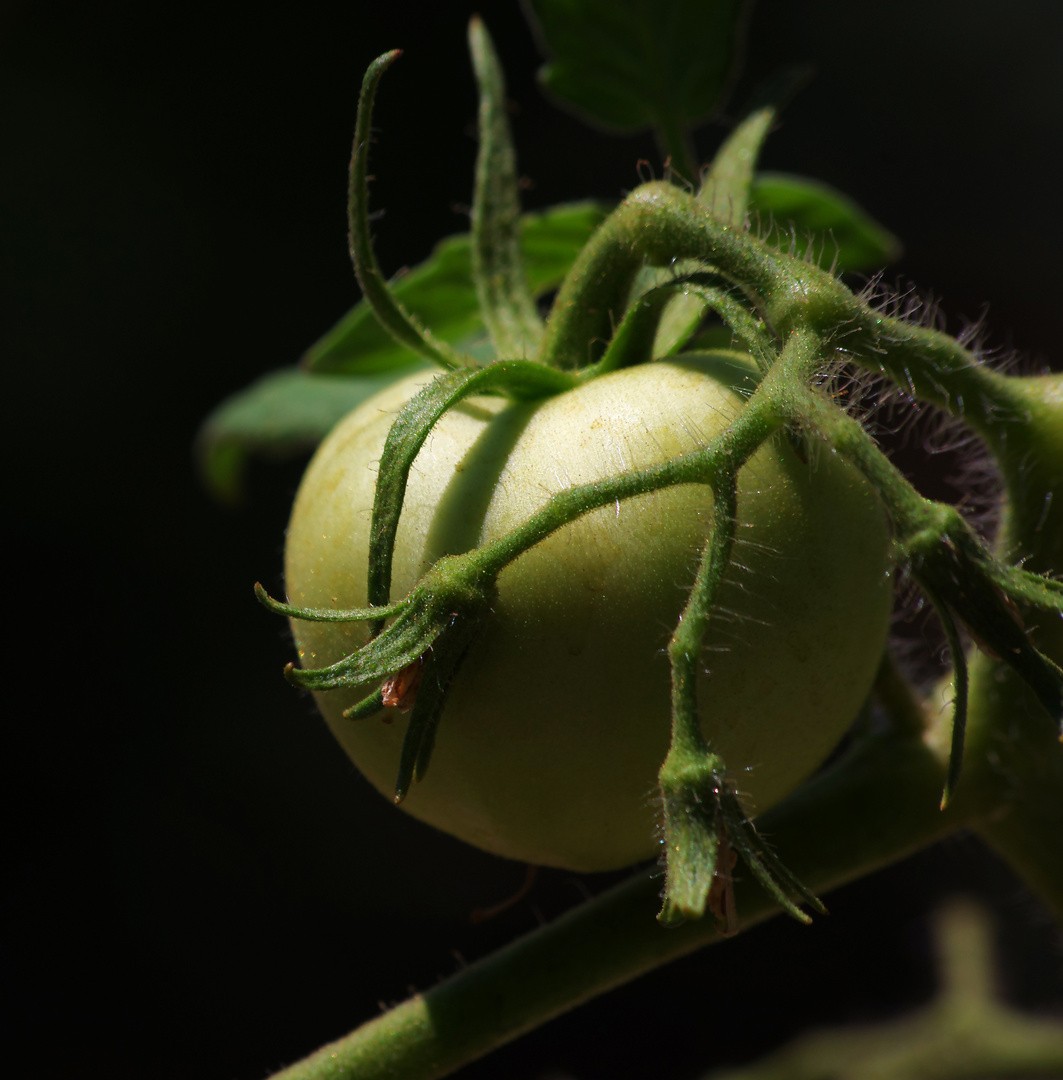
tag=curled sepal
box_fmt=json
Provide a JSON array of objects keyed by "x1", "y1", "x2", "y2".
[
  {"x1": 585, "y1": 283, "x2": 687, "y2": 378},
  {"x1": 254, "y1": 582, "x2": 404, "y2": 624},
  {"x1": 699, "y1": 104, "x2": 775, "y2": 227},
  {"x1": 906, "y1": 509, "x2": 1063, "y2": 730},
  {"x1": 348, "y1": 51, "x2": 471, "y2": 372},
  {"x1": 468, "y1": 17, "x2": 543, "y2": 361},
  {"x1": 367, "y1": 361, "x2": 578, "y2": 626},
  {"x1": 285, "y1": 554, "x2": 495, "y2": 694}
]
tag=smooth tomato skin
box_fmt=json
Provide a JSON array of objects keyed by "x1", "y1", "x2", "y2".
[{"x1": 284, "y1": 354, "x2": 893, "y2": 871}]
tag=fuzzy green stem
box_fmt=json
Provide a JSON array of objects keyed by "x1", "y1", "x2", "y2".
[
  {"x1": 267, "y1": 728, "x2": 975, "y2": 1080},
  {"x1": 469, "y1": 365, "x2": 784, "y2": 581},
  {"x1": 668, "y1": 474, "x2": 739, "y2": 756},
  {"x1": 785, "y1": 366, "x2": 1062, "y2": 722},
  {"x1": 868, "y1": 317, "x2": 1035, "y2": 449},
  {"x1": 991, "y1": 373, "x2": 1063, "y2": 576},
  {"x1": 658, "y1": 473, "x2": 738, "y2": 924},
  {"x1": 538, "y1": 182, "x2": 796, "y2": 370}
]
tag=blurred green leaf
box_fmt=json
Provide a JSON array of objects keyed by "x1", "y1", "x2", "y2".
[
  {"x1": 197, "y1": 367, "x2": 428, "y2": 502},
  {"x1": 305, "y1": 201, "x2": 609, "y2": 374},
  {"x1": 524, "y1": 0, "x2": 746, "y2": 133},
  {"x1": 750, "y1": 172, "x2": 901, "y2": 273}
]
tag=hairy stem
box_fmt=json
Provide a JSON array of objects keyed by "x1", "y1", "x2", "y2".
[{"x1": 268, "y1": 727, "x2": 976, "y2": 1080}]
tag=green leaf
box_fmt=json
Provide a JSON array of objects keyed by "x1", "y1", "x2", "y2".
[
  {"x1": 304, "y1": 201, "x2": 609, "y2": 374},
  {"x1": 525, "y1": 0, "x2": 746, "y2": 134},
  {"x1": 749, "y1": 172, "x2": 902, "y2": 273},
  {"x1": 196, "y1": 367, "x2": 424, "y2": 502}
]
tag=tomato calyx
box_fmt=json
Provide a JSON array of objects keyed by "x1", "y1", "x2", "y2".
[
  {"x1": 658, "y1": 751, "x2": 826, "y2": 930},
  {"x1": 259, "y1": 555, "x2": 497, "y2": 800}
]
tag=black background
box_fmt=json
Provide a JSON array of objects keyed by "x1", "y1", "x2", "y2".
[{"x1": 3, "y1": 2, "x2": 1062, "y2": 1078}]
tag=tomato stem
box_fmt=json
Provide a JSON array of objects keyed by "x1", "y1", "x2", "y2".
[{"x1": 265, "y1": 728, "x2": 972, "y2": 1080}]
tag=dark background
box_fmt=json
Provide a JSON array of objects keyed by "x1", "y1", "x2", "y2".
[{"x1": 3, "y1": 1, "x2": 1062, "y2": 1077}]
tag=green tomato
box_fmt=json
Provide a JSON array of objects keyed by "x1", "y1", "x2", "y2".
[{"x1": 284, "y1": 353, "x2": 893, "y2": 871}]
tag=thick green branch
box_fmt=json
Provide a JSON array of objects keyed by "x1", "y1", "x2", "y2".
[
  {"x1": 537, "y1": 182, "x2": 814, "y2": 370},
  {"x1": 268, "y1": 728, "x2": 974, "y2": 1080}
]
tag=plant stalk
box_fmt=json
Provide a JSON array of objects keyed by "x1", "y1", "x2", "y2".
[{"x1": 269, "y1": 729, "x2": 973, "y2": 1080}]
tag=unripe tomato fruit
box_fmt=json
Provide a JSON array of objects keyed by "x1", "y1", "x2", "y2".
[{"x1": 284, "y1": 353, "x2": 893, "y2": 871}]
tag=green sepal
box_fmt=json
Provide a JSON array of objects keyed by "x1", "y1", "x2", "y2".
[
  {"x1": 907, "y1": 514, "x2": 1063, "y2": 727},
  {"x1": 342, "y1": 689, "x2": 386, "y2": 721},
  {"x1": 347, "y1": 51, "x2": 471, "y2": 371},
  {"x1": 469, "y1": 16, "x2": 543, "y2": 361},
  {"x1": 304, "y1": 202, "x2": 609, "y2": 375},
  {"x1": 658, "y1": 753, "x2": 824, "y2": 927},
  {"x1": 749, "y1": 172, "x2": 902, "y2": 273},
  {"x1": 587, "y1": 284, "x2": 692, "y2": 377},
  {"x1": 282, "y1": 591, "x2": 444, "y2": 693},
  {"x1": 525, "y1": 0, "x2": 745, "y2": 177},
  {"x1": 367, "y1": 361, "x2": 579, "y2": 627},
  {"x1": 196, "y1": 367, "x2": 421, "y2": 502},
  {"x1": 716, "y1": 783, "x2": 827, "y2": 923},
  {"x1": 394, "y1": 612, "x2": 484, "y2": 801},
  {"x1": 283, "y1": 553, "x2": 495, "y2": 695},
  {"x1": 253, "y1": 581, "x2": 405, "y2": 625},
  {"x1": 271, "y1": 551, "x2": 496, "y2": 796}
]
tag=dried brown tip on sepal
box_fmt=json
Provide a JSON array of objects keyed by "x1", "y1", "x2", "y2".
[{"x1": 382, "y1": 656, "x2": 426, "y2": 711}]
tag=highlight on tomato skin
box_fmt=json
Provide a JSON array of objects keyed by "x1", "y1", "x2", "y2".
[{"x1": 283, "y1": 353, "x2": 894, "y2": 872}]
